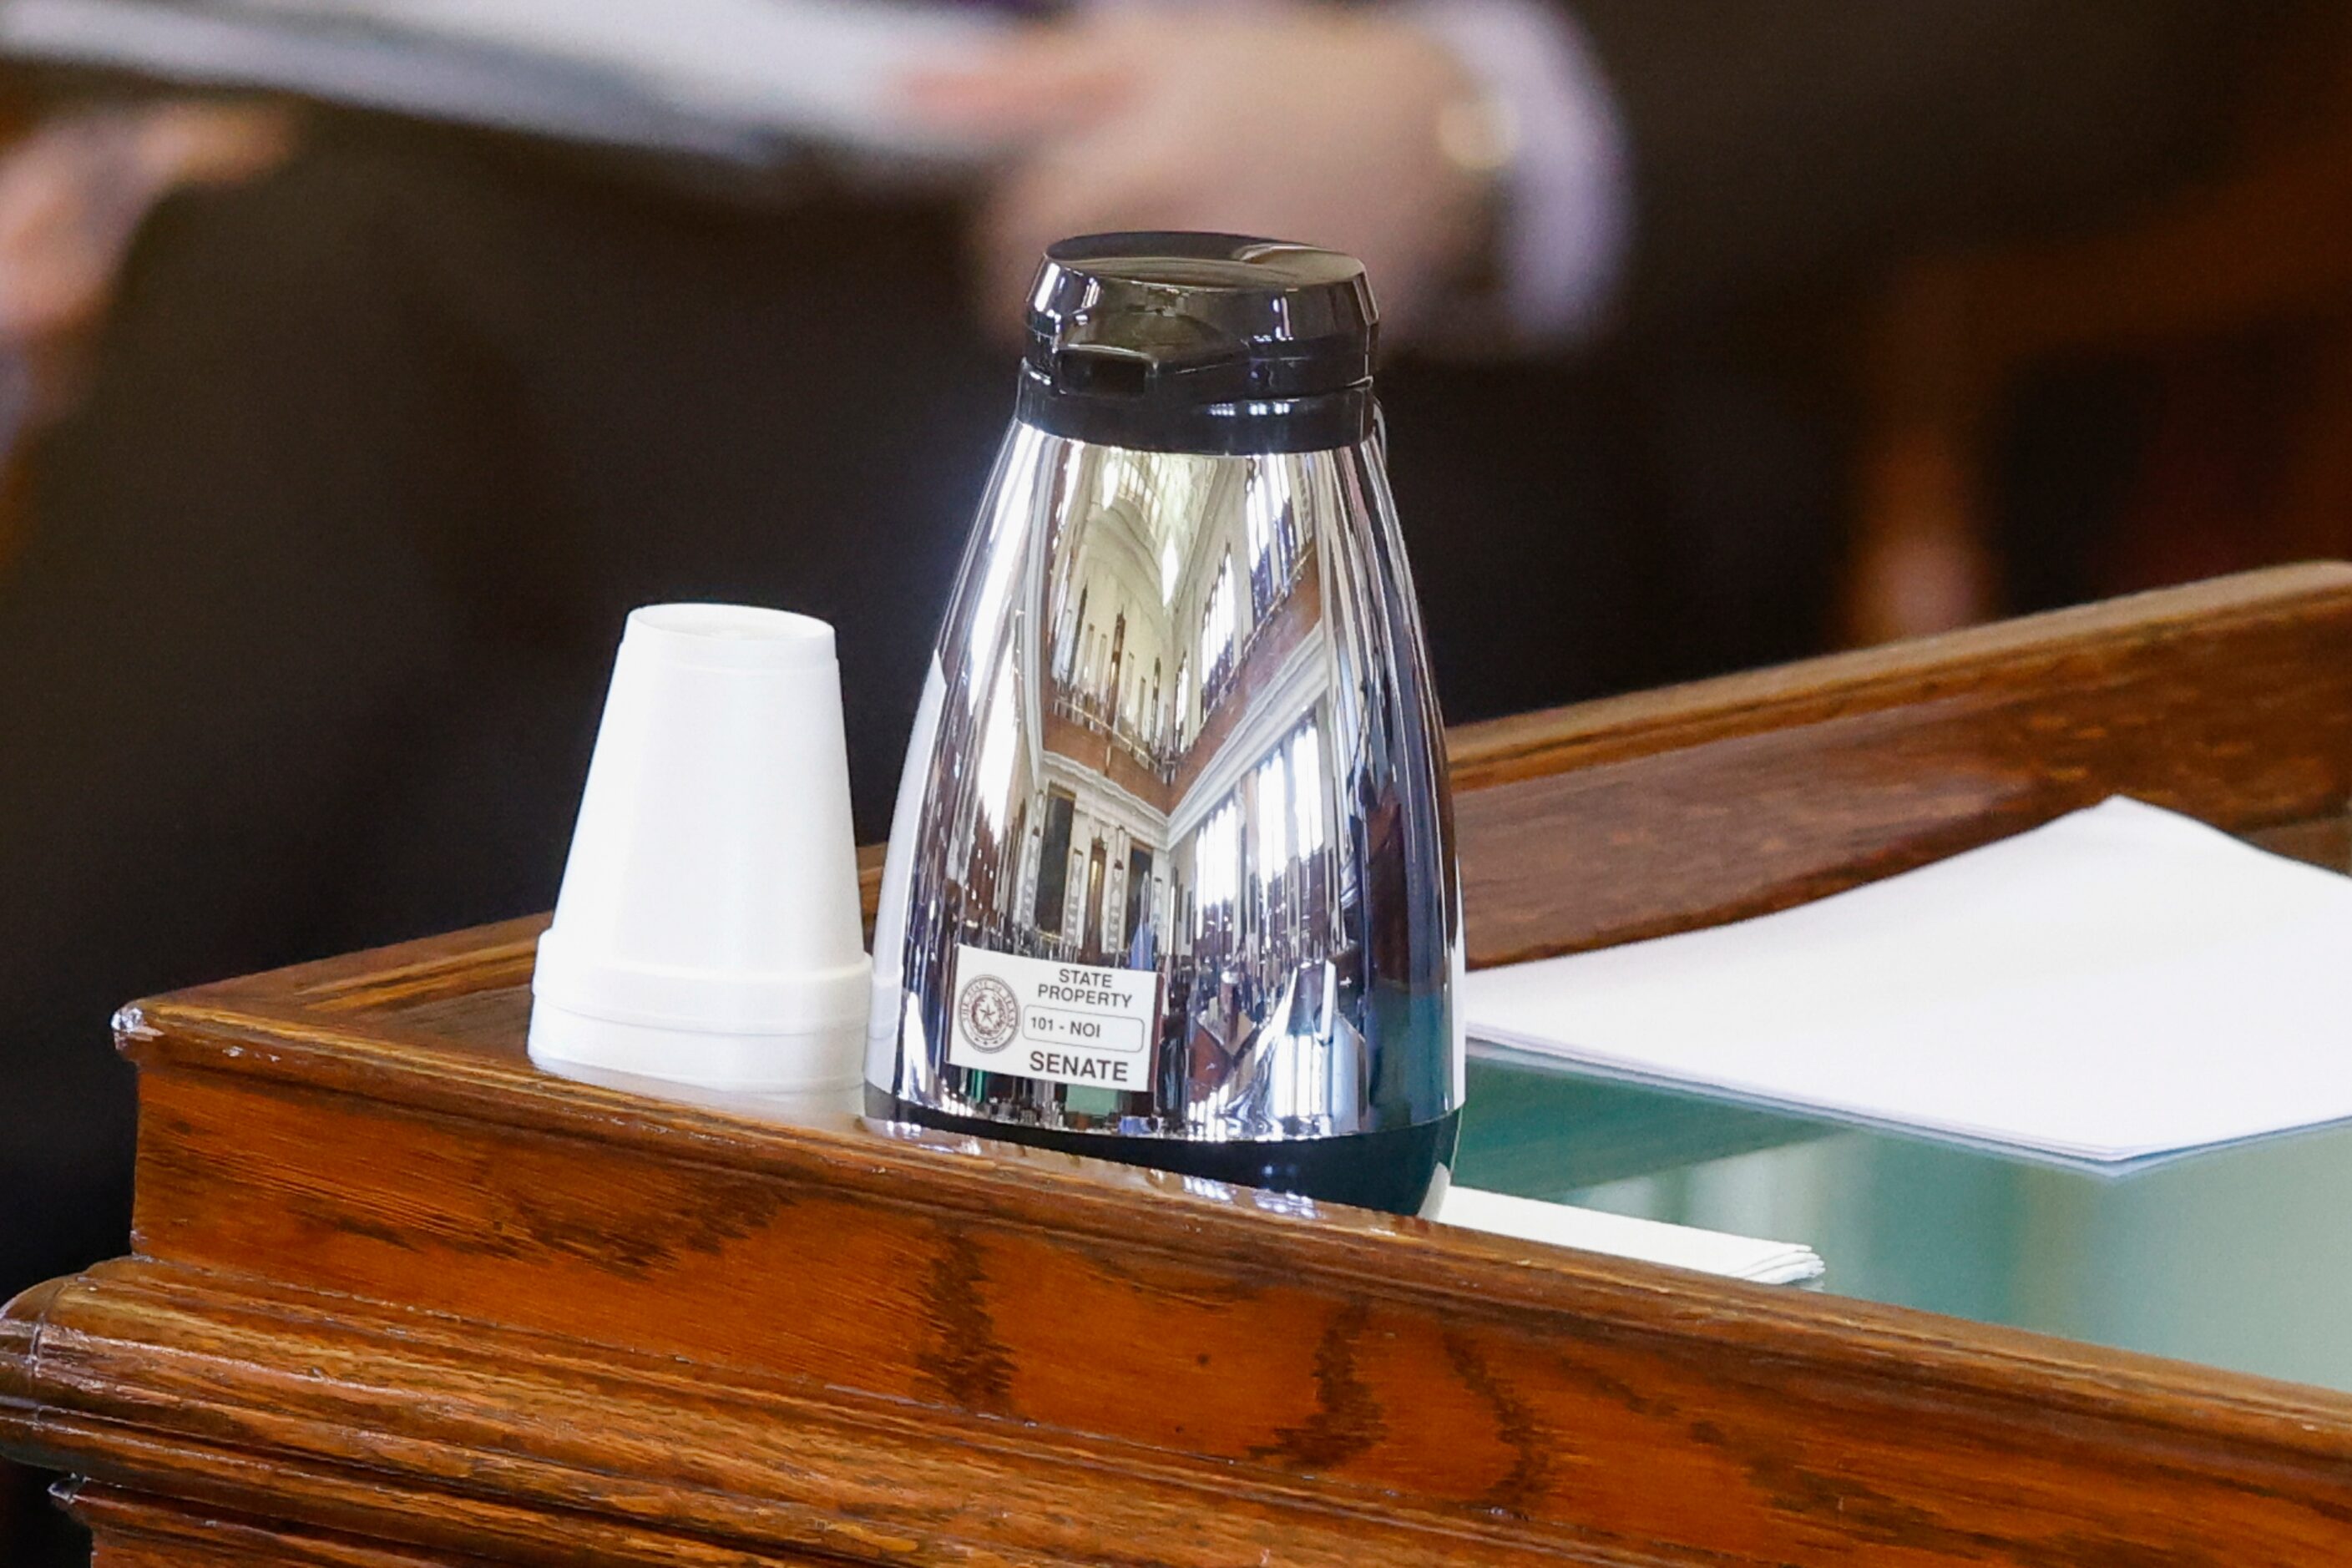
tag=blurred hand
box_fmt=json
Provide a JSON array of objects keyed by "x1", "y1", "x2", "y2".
[
  {"x1": 904, "y1": 8, "x2": 1493, "y2": 340},
  {"x1": 0, "y1": 102, "x2": 294, "y2": 353}
]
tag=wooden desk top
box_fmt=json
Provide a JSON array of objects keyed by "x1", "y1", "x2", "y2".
[{"x1": 8, "y1": 564, "x2": 2352, "y2": 1566}]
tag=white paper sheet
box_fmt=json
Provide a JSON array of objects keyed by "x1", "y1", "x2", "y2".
[
  {"x1": 1463, "y1": 798, "x2": 2352, "y2": 1166},
  {"x1": 1436, "y1": 1185, "x2": 1823, "y2": 1283}
]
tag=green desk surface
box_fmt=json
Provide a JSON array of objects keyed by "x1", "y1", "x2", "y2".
[{"x1": 1457, "y1": 1050, "x2": 2350, "y2": 1391}]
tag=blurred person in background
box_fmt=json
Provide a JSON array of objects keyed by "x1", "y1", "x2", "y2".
[
  {"x1": 0, "y1": 90, "x2": 291, "y2": 1556},
  {"x1": 0, "y1": 8, "x2": 2287, "y2": 1527},
  {"x1": 0, "y1": 98, "x2": 290, "y2": 479},
  {"x1": 0, "y1": 91, "x2": 288, "y2": 1278}
]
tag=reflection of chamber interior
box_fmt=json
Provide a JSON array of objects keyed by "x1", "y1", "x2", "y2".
[
  {"x1": 916, "y1": 427, "x2": 1444, "y2": 1138},
  {"x1": 964, "y1": 448, "x2": 1349, "y2": 1115}
]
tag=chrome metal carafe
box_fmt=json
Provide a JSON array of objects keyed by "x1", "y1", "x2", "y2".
[{"x1": 867, "y1": 233, "x2": 1461, "y2": 1214}]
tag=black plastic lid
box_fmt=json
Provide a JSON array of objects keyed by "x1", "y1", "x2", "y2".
[{"x1": 1016, "y1": 232, "x2": 1378, "y2": 455}]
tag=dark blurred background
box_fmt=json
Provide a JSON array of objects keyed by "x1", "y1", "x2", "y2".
[{"x1": 3, "y1": 0, "x2": 2348, "y2": 1556}]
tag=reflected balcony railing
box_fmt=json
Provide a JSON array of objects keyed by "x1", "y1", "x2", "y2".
[
  {"x1": 1048, "y1": 687, "x2": 1181, "y2": 782},
  {"x1": 1200, "y1": 544, "x2": 1314, "y2": 717}
]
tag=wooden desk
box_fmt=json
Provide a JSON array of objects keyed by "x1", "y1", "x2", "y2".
[{"x1": 8, "y1": 564, "x2": 2352, "y2": 1567}]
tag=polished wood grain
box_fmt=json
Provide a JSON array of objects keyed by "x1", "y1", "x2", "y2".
[
  {"x1": 71, "y1": 1485, "x2": 493, "y2": 1568},
  {"x1": 7, "y1": 565, "x2": 2352, "y2": 1566},
  {"x1": 1450, "y1": 562, "x2": 2352, "y2": 963}
]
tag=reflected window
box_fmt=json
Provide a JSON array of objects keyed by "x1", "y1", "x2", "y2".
[
  {"x1": 966, "y1": 437, "x2": 1046, "y2": 700},
  {"x1": 1242, "y1": 462, "x2": 1300, "y2": 616},
  {"x1": 1289, "y1": 723, "x2": 1324, "y2": 850},
  {"x1": 1196, "y1": 799, "x2": 1241, "y2": 913},
  {"x1": 1246, "y1": 467, "x2": 1270, "y2": 570},
  {"x1": 1254, "y1": 751, "x2": 1289, "y2": 875},
  {"x1": 1200, "y1": 553, "x2": 1237, "y2": 688},
  {"x1": 974, "y1": 658, "x2": 1020, "y2": 830}
]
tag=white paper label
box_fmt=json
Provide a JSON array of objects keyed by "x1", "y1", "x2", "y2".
[{"x1": 948, "y1": 944, "x2": 1160, "y2": 1090}]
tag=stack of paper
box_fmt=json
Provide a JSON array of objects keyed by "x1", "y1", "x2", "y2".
[
  {"x1": 1464, "y1": 798, "x2": 2352, "y2": 1168},
  {"x1": 1437, "y1": 1185, "x2": 1823, "y2": 1284}
]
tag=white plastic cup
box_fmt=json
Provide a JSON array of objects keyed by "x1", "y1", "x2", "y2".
[{"x1": 529, "y1": 604, "x2": 871, "y2": 1091}]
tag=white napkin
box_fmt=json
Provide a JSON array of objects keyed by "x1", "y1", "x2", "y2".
[
  {"x1": 1463, "y1": 797, "x2": 2352, "y2": 1167},
  {"x1": 1436, "y1": 1186, "x2": 1823, "y2": 1283}
]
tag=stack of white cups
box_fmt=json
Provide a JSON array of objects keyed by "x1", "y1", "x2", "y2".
[{"x1": 529, "y1": 604, "x2": 870, "y2": 1092}]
